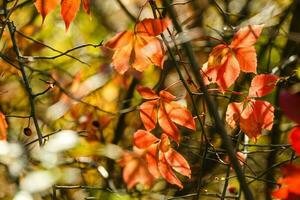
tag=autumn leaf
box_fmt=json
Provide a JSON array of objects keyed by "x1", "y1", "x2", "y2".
[
  {"x1": 226, "y1": 102, "x2": 244, "y2": 128},
  {"x1": 138, "y1": 86, "x2": 196, "y2": 142},
  {"x1": 279, "y1": 90, "x2": 300, "y2": 124},
  {"x1": 248, "y1": 74, "x2": 279, "y2": 97},
  {"x1": 61, "y1": 0, "x2": 81, "y2": 30},
  {"x1": 119, "y1": 148, "x2": 155, "y2": 189},
  {"x1": 133, "y1": 130, "x2": 191, "y2": 188},
  {"x1": 0, "y1": 112, "x2": 8, "y2": 141},
  {"x1": 288, "y1": 126, "x2": 300, "y2": 155},
  {"x1": 272, "y1": 164, "x2": 300, "y2": 200},
  {"x1": 35, "y1": 0, "x2": 90, "y2": 29},
  {"x1": 104, "y1": 18, "x2": 171, "y2": 74},
  {"x1": 35, "y1": 0, "x2": 60, "y2": 22},
  {"x1": 240, "y1": 100, "x2": 274, "y2": 139},
  {"x1": 202, "y1": 25, "x2": 263, "y2": 91},
  {"x1": 226, "y1": 100, "x2": 274, "y2": 139}
]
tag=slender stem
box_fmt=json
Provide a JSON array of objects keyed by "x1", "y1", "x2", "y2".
[
  {"x1": 162, "y1": 1, "x2": 253, "y2": 199},
  {"x1": 3, "y1": 0, "x2": 43, "y2": 145}
]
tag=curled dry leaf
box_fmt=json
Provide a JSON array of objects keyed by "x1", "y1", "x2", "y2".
[
  {"x1": 119, "y1": 148, "x2": 155, "y2": 189},
  {"x1": 272, "y1": 164, "x2": 300, "y2": 200},
  {"x1": 133, "y1": 130, "x2": 191, "y2": 188},
  {"x1": 279, "y1": 90, "x2": 300, "y2": 124},
  {"x1": 202, "y1": 25, "x2": 263, "y2": 91},
  {"x1": 105, "y1": 18, "x2": 171, "y2": 74},
  {"x1": 0, "y1": 112, "x2": 8, "y2": 141},
  {"x1": 138, "y1": 86, "x2": 195, "y2": 142},
  {"x1": 248, "y1": 74, "x2": 279, "y2": 97}
]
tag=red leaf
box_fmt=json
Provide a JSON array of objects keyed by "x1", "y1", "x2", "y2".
[
  {"x1": 35, "y1": 0, "x2": 60, "y2": 22},
  {"x1": 226, "y1": 102, "x2": 244, "y2": 128},
  {"x1": 288, "y1": 126, "x2": 300, "y2": 155},
  {"x1": 137, "y1": 86, "x2": 159, "y2": 99},
  {"x1": 164, "y1": 101, "x2": 196, "y2": 131},
  {"x1": 140, "y1": 100, "x2": 159, "y2": 131},
  {"x1": 230, "y1": 25, "x2": 263, "y2": 48},
  {"x1": 240, "y1": 100, "x2": 274, "y2": 139},
  {"x1": 158, "y1": 152, "x2": 183, "y2": 188},
  {"x1": 279, "y1": 90, "x2": 300, "y2": 124},
  {"x1": 82, "y1": 0, "x2": 90, "y2": 14},
  {"x1": 133, "y1": 130, "x2": 159, "y2": 149},
  {"x1": 61, "y1": 0, "x2": 81, "y2": 30},
  {"x1": 119, "y1": 149, "x2": 155, "y2": 189},
  {"x1": 136, "y1": 18, "x2": 171, "y2": 37},
  {"x1": 203, "y1": 47, "x2": 240, "y2": 91},
  {"x1": 272, "y1": 164, "x2": 300, "y2": 200},
  {"x1": 104, "y1": 18, "x2": 170, "y2": 74},
  {"x1": 159, "y1": 90, "x2": 176, "y2": 102},
  {"x1": 0, "y1": 112, "x2": 8, "y2": 141},
  {"x1": 158, "y1": 103, "x2": 180, "y2": 142},
  {"x1": 164, "y1": 148, "x2": 191, "y2": 178},
  {"x1": 248, "y1": 74, "x2": 279, "y2": 97},
  {"x1": 234, "y1": 46, "x2": 257, "y2": 73},
  {"x1": 146, "y1": 144, "x2": 160, "y2": 178}
]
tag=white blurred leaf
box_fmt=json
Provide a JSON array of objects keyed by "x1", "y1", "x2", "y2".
[
  {"x1": 20, "y1": 170, "x2": 57, "y2": 193},
  {"x1": 44, "y1": 130, "x2": 79, "y2": 153},
  {"x1": 14, "y1": 191, "x2": 33, "y2": 200}
]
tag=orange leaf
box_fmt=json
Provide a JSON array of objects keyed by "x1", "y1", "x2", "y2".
[
  {"x1": 159, "y1": 90, "x2": 176, "y2": 102},
  {"x1": 140, "y1": 100, "x2": 159, "y2": 131},
  {"x1": 288, "y1": 126, "x2": 300, "y2": 155},
  {"x1": 0, "y1": 112, "x2": 8, "y2": 141},
  {"x1": 202, "y1": 25, "x2": 263, "y2": 91},
  {"x1": 226, "y1": 102, "x2": 244, "y2": 128},
  {"x1": 158, "y1": 103, "x2": 180, "y2": 142},
  {"x1": 248, "y1": 74, "x2": 279, "y2": 97},
  {"x1": 272, "y1": 164, "x2": 300, "y2": 200},
  {"x1": 146, "y1": 144, "x2": 160, "y2": 178},
  {"x1": 132, "y1": 36, "x2": 165, "y2": 71},
  {"x1": 136, "y1": 18, "x2": 171, "y2": 37},
  {"x1": 133, "y1": 130, "x2": 159, "y2": 149},
  {"x1": 279, "y1": 90, "x2": 300, "y2": 124},
  {"x1": 234, "y1": 46, "x2": 257, "y2": 73},
  {"x1": 119, "y1": 149, "x2": 155, "y2": 189},
  {"x1": 35, "y1": 0, "x2": 60, "y2": 22},
  {"x1": 158, "y1": 152, "x2": 183, "y2": 188},
  {"x1": 203, "y1": 49, "x2": 240, "y2": 91},
  {"x1": 111, "y1": 43, "x2": 133, "y2": 74},
  {"x1": 164, "y1": 148, "x2": 191, "y2": 178},
  {"x1": 105, "y1": 31, "x2": 134, "y2": 50},
  {"x1": 61, "y1": 0, "x2": 81, "y2": 30},
  {"x1": 230, "y1": 25, "x2": 263, "y2": 48},
  {"x1": 240, "y1": 100, "x2": 274, "y2": 139},
  {"x1": 164, "y1": 101, "x2": 196, "y2": 131},
  {"x1": 105, "y1": 18, "x2": 170, "y2": 74},
  {"x1": 137, "y1": 86, "x2": 159, "y2": 99}
]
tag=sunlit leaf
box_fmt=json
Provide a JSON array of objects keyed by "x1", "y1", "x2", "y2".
[
  {"x1": 248, "y1": 74, "x2": 279, "y2": 97},
  {"x1": 119, "y1": 149, "x2": 155, "y2": 189},
  {"x1": 240, "y1": 100, "x2": 274, "y2": 139},
  {"x1": 61, "y1": 0, "x2": 81, "y2": 30}
]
